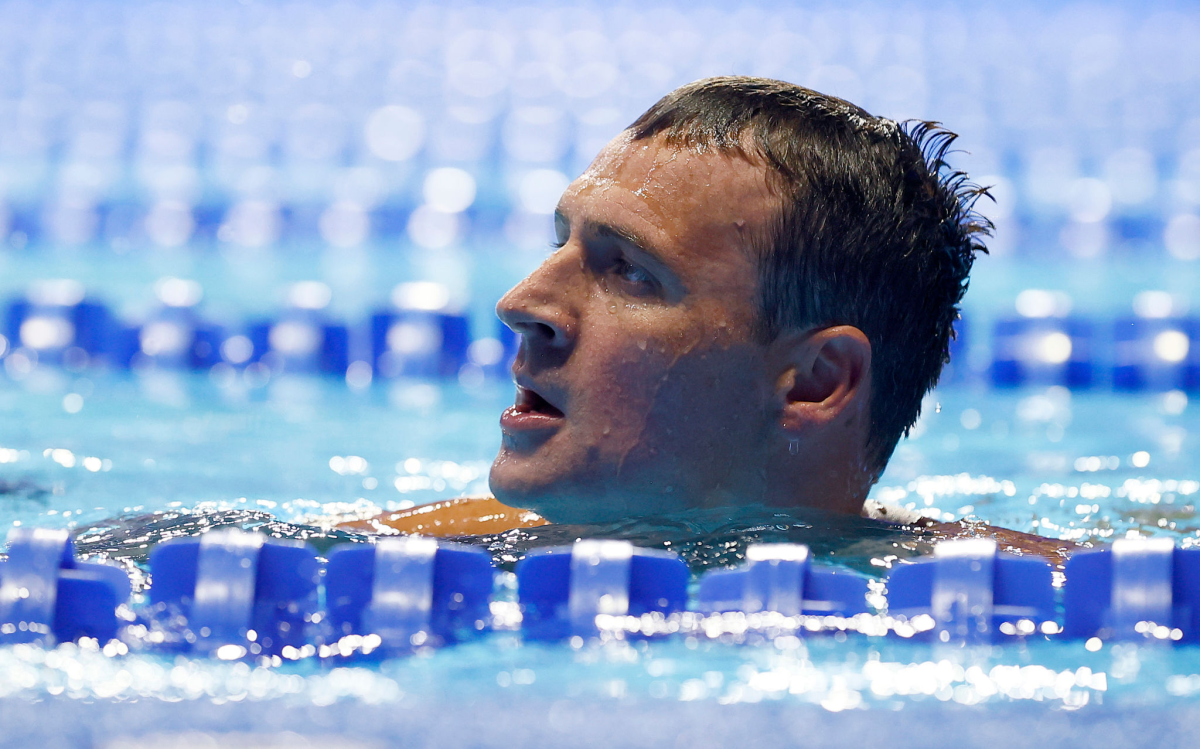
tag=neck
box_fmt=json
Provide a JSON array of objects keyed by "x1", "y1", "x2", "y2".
[{"x1": 761, "y1": 440, "x2": 873, "y2": 515}]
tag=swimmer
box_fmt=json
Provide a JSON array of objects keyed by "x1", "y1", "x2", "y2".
[{"x1": 342, "y1": 77, "x2": 1075, "y2": 564}]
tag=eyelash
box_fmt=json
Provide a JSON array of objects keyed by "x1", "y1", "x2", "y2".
[
  {"x1": 549, "y1": 234, "x2": 657, "y2": 293},
  {"x1": 613, "y1": 257, "x2": 654, "y2": 288}
]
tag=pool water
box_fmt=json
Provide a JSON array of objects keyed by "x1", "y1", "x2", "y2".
[
  {"x1": 1, "y1": 0, "x2": 1198, "y2": 741},
  {"x1": 1, "y1": 369, "x2": 1198, "y2": 747},
  {"x1": 8, "y1": 373, "x2": 1196, "y2": 569}
]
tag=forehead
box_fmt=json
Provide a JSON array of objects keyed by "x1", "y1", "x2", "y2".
[{"x1": 560, "y1": 133, "x2": 779, "y2": 269}]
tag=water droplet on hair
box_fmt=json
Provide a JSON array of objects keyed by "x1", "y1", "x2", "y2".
[{"x1": 637, "y1": 340, "x2": 647, "y2": 350}]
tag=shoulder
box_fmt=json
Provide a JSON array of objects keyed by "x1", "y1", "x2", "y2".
[{"x1": 337, "y1": 496, "x2": 548, "y2": 537}]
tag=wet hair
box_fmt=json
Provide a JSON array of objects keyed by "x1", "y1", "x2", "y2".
[{"x1": 628, "y1": 76, "x2": 990, "y2": 473}]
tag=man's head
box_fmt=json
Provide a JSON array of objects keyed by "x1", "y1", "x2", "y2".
[{"x1": 490, "y1": 76, "x2": 989, "y2": 524}]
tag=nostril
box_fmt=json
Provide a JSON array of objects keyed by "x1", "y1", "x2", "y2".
[{"x1": 498, "y1": 300, "x2": 571, "y2": 348}]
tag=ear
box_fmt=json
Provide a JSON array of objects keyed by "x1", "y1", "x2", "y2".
[{"x1": 771, "y1": 325, "x2": 872, "y2": 434}]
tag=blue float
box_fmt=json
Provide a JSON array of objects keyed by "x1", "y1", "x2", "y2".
[
  {"x1": 517, "y1": 540, "x2": 689, "y2": 641},
  {"x1": 371, "y1": 282, "x2": 470, "y2": 379},
  {"x1": 1064, "y1": 538, "x2": 1200, "y2": 642},
  {"x1": 991, "y1": 317, "x2": 1093, "y2": 388},
  {"x1": 187, "y1": 323, "x2": 228, "y2": 369},
  {"x1": 324, "y1": 537, "x2": 494, "y2": 653},
  {"x1": 4, "y1": 280, "x2": 117, "y2": 369},
  {"x1": 133, "y1": 309, "x2": 201, "y2": 369},
  {"x1": 0, "y1": 527, "x2": 130, "y2": 645},
  {"x1": 243, "y1": 282, "x2": 349, "y2": 375},
  {"x1": 126, "y1": 278, "x2": 229, "y2": 370},
  {"x1": 1112, "y1": 317, "x2": 1198, "y2": 392},
  {"x1": 887, "y1": 539, "x2": 1055, "y2": 642},
  {"x1": 695, "y1": 543, "x2": 870, "y2": 618},
  {"x1": 14, "y1": 278, "x2": 1200, "y2": 391},
  {"x1": 148, "y1": 528, "x2": 319, "y2": 656}
]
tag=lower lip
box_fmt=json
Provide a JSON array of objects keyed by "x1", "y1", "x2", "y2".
[{"x1": 500, "y1": 405, "x2": 564, "y2": 432}]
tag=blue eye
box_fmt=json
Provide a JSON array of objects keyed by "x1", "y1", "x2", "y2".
[{"x1": 615, "y1": 258, "x2": 654, "y2": 287}]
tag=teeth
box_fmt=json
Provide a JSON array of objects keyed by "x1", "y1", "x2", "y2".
[
  {"x1": 515, "y1": 385, "x2": 562, "y2": 416},
  {"x1": 515, "y1": 387, "x2": 536, "y2": 411}
]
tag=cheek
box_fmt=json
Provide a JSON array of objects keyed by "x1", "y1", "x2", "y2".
[
  {"x1": 575, "y1": 321, "x2": 766, "y2": 448},
  {"x1": 565, "y1": 316, "x2": 687, "y2": 433},
  {"x1": 583, "y1": 340, "x2": 674, "y2": 431}
]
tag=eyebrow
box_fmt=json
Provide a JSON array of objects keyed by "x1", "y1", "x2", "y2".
[
  {"x1": 590, "y1": 222, "x2": 658, "y2": 257},
  {"x1": 554, "y1": 209, "x2": 658, "y2": 256}
]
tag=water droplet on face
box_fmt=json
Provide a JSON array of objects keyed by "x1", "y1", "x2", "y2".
[{"x1": 608, "y1": 304, "x2": 618, "y2": 314}]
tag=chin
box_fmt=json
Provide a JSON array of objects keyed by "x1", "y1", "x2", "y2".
[
  {"x1": 491, "y1": 440, "x2": 704, "y2": 524},
  {"x1": 491, "y1": 469, "x2": 677, "y2": 528},
  {"x1": 489, "y1": 453, "x2": 555, "y2": 512},
  {"x1": 489, "y1": 457, "x2": 600, "y2": 524}
]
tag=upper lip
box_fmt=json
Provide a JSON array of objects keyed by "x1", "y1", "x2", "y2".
[{"x1": 512, "y1": 373, "x2": 566, "y2": 416}]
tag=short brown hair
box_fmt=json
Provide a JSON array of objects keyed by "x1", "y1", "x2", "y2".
[{"x1": 629, "y1": 76, "x2": 991, "y2": 472}]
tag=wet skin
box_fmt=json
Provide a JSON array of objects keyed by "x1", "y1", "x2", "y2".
[
  {"x1": 489, "y1": 132, "x2": 873, "y2": 524},
  {"x1": 344, "y1": 132, "x2": 1079, "y2": 563},
  {"x1": 343, "y1": 496, "x2": 1081, "y2": 568},
  {"x1": 73, "y1": 129, "x2": 1078, "y2": 574},
  {"x1": 492, "y1": 133, "x2": 768, "y2": 522}
]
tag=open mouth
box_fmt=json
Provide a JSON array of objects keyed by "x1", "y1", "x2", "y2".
[
  {"x1": 514, "y1": 386, "x2": 564, "y2": 418},
  {"x1": 500, "y1": 381, "x2": 566, "y2": 434}
]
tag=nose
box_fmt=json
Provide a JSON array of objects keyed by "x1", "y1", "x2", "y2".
[{"x1": 496, "y1": 252, "x2": 577, "y2": 350}]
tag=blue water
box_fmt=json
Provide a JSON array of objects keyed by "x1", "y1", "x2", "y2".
[
  {"x1": 0, "y1": 366, "x2": 1198, "y2": 746},
  {"x1": 4, "y1": 370, "x2": 1196, "y2": 559},
  {"x1": 1, "y1": 0, "x2": 1200, "y2": 744}
]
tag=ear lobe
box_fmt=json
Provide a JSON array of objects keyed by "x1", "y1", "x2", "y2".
[{"x1": 775, "y1": 325, "x2": 871, "y2": 433}]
